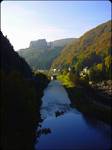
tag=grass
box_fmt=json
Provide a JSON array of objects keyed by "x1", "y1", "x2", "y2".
[{"x1": 57, "y1": 74, "x2": 75, "y2": 88}]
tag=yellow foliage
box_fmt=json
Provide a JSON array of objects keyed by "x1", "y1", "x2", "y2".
[{"x1": 96, "y1": 63, "x2": 103, "y2": 72}]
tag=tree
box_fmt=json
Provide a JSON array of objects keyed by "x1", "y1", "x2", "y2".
[{"x1": 104, "y1": 56, "x2": 112, "y2": 79}]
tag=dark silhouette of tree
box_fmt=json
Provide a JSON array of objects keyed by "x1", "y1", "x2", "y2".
[
  {"x1": 0, "y1": 31, "x2": 32, "y2": 78},
  {"x1": 0, "y1": 31, "x2": 49, "y2": 150}
]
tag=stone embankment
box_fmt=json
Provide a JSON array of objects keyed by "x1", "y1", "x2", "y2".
[{"x1": 91, "y1": 80, "x2": 112, "y2": 102}]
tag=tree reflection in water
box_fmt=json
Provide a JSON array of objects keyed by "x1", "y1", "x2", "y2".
[
  {"x1": 55, "y1": 110, "x2": 64, "y2": 117},
  {"x1": 37, "y1": 128, "x2": 51, "y2": 137}
]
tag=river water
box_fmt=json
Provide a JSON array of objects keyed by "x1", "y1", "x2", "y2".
[{"x1": 35, "y1": 80, "x2": 111, "y2": 150}]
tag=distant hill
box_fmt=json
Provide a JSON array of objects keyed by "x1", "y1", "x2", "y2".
[
  {"x1": 18, "y1": 38, "x2": 76, "y2": 70},
  {"x1": 29, "y1": 39, "x2": 48, "y2": 49},
  {"x1": 51, "y1": 20, "x2": 111, "y2": 72},
  {"x1": 48, "y1": 38, "x2": 75, "y2": 47}
]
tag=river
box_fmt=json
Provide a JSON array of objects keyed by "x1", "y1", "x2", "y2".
[{"x1": 35, "y1": 80, "x2": 111, "y2": 150}]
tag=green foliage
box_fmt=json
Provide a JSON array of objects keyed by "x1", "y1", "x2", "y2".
[
  {"x1": 69, "y1": 71, "x2": 80, "y2": 85},
  {"x1": 96, "y1": 63, "x2": 103, "y2": 72},
  {"x1": 75, "y1": 60, "x2": 83, "y2": 75},
  {"x1": 88, "y1": 55, "x2": 112, "y2": 82},
  {"x1": 104, "y1": 55, "x2": 112, "y2": 80},
  {"x1": 18, "y1": 38, "x2": 75, "y2": 70},
  {"x1": 104, "y1": 55, "x2": 112, "y2": 71},
  {"x1": 51, "y1": 20, "x2": 111, "y2": 82},
  {"x1": 57, "y1": 73, "x2": 74, "y2": 88},
  {"x1": 89, "y1": 64, "x2": 103, "y2": 82}
]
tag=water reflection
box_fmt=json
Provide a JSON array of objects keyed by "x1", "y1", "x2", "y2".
[
  {"x1": 55, "y1": 111, "x2": 64, "y2": 117},
  {"x1": 37, "y1": 128, "x2": 51, "y2": 137},
  {"x1": 35, "y1": 80, "x2": 112, "y2": 150},
  {"x1": 40, "y1": 80, "x2": 71, "y2": 120},
  {"x1": 82, "y1": 114, "x2": 112, "y2": 139}
]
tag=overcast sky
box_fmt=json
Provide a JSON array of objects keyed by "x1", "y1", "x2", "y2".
[{"x1": 1, "y1": 0, "x2": 111, "y2": 51}]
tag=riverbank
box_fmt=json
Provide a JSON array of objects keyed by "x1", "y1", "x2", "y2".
[
  {"x1": 91, "y1": 80, "x2": 112, "y2": 101},
  {"x1": 33, "y1": 74, "x2": 50, "y2": 131},
  {"x1": 35, "y1": 80, "x2": 112, "y2": 150},
  {"x1": 1, "y1": 72, "x2": 50, "y2": 150},
  {"x1": 65, "y1": 80, "x2": 111, "y2": 124}
]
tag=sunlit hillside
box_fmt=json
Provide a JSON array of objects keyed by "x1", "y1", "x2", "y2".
[{"x1": 51, "y1": 20, "x2": 111, "y2": 74}]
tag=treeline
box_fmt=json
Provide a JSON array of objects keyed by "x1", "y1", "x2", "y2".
[
  {"x1": 18, "y1": 38, "x2": 76, "y2": 71},
  {"x1": 51, "y1": 20, "x2": 112, "y2": 82},
  {"x1": 0, "y1": 31, "x2": 32, "y2": 78},
  {"x1": 57, "y1": 51, "x2": 111, "y2": 86},
  {"x1": 71, "y1": 52, "x2": 112, "y2": 83},
  {"x1": 18, "y1": 46, "x2": 63, "y2": 70},
  {"x1": 56, "y1": 20, "x2": 112, "y2": 124},
  {"x1": 0, "y1": 31, "x2": 49, "y2": 150},
  {"x1": 57, "y1": 60, "x2": 111, "y2": 124}
]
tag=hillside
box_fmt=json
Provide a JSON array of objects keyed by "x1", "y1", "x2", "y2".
[
  {"x1": 18, "y1": 38, "x2": 76, "y2": 70},
  {"x1": 0, "y1": 31, "x2": 32, "y2": 77},
  {"x1": 51, "y1": 20, "x2": 111, "y2": 74},
  {"x1": 1, "y1": 31, "x2": 49, "y2": 150}
]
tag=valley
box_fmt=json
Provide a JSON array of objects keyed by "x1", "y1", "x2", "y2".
[
  {"x1": 1, "y1": 1, "x2": 111, "y2": 149},
  {"x1": 18, "y1": 38, "x2": 76, "y2": 70}
]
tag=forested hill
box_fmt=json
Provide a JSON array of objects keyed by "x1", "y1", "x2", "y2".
[
  {"x1": 0, "y1": 31, "x2": 32, "y2": 78},
  {"x1": 51, "y1": 20, "x2": 111, "y2": 75},
  {"x1": 1, "y1": 30, "x2": 49, "y2": 150},
  {"x1": 18, "y1": 38, "x2": 76, "y2": 70}
]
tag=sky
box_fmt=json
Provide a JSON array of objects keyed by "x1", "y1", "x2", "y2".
[{"x1": 1, "y1": 0, "x2": 111, "y2": 51}]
